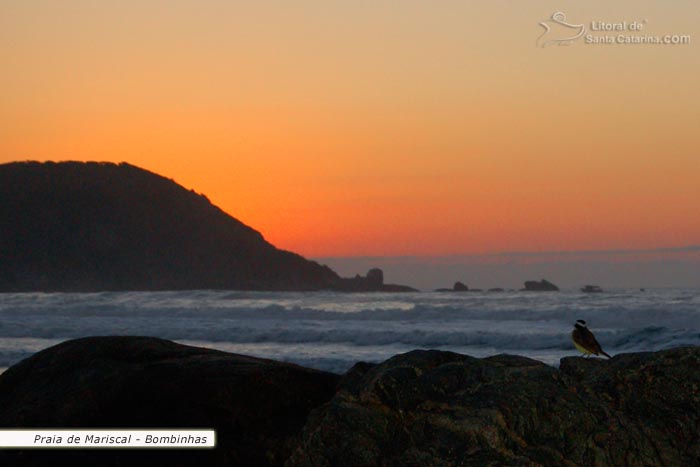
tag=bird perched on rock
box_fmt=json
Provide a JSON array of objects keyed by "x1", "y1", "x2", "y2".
[{"x1": 572, "y1": 320, "x2": 611, "y2": 358}]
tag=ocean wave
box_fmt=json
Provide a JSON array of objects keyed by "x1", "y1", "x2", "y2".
[
  {"x1": 0, "y1": 290, "x2": 697, "y2": 372},
  {"x1": 0, "y1": 318, "x2": 696, "y2": 353},
  {"x1": 1, "y1": 298, "x2": 698, "y2": 323}
]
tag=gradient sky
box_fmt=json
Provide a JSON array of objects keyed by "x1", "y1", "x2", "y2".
[{"x1": 2, "y1": 1, "x2": 699, "y2": 258}]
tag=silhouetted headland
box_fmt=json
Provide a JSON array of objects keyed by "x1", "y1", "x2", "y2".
[{"x1": 0, "y1": 161, "x2": 414, "y2": 292}]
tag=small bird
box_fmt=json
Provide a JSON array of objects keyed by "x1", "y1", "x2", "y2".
[{"x1": 572, "y1": 320, "x2": 611, "y2": 358}]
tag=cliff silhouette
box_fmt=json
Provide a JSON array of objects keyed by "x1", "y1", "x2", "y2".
[{"x1": 0, "y1": 161, "x2": 345, "y2": 291}]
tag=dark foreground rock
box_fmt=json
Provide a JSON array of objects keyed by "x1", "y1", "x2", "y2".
[
  {"x1": 287, "y1": 348, "x2": 700, "y2": 467},
  {"x1": 0, "y1": 337, "x2": 339, "y2": 467},
  {"x1": 1, "y1": 338, "x2": 698, "y2": 467}
]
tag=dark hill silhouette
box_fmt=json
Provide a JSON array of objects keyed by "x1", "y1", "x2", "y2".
[{"x1": 0, "y1": 161, "x2": 343, "y2": 291}]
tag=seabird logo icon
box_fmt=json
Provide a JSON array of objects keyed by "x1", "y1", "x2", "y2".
[{"x1": 537, "y1": 12, "x2": 586, "y2": 47}]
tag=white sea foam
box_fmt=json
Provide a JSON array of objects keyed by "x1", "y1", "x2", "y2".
[{"x1": 0, "y1": 289, "x2": 697, "y2": 373}]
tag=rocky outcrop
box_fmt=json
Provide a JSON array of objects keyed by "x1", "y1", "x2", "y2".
[
  {"x1": 1, "y1": 337, "x2": 697, "y2": 467},
  {"x1": 435, "y1": 281, "x2": 469, "y2": 292},
  {"x1": 335, "y1": 268, "x2": 417, "y2": 292},
  {"x1": 0, "y1": 337, "x2": 339, "y2": 467},
  {"x1": 365, "y1": 268, "x2": 384, "y2": 287},
  {"x1": 287, "y1": 347, "x2": 700, "y2": 467},
  {"x1": 523, "y1": 279, "x2": 560, "y2": 291}
]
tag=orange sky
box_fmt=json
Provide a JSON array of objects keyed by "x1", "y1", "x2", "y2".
[{"x1": 1, "y1": 1, "x2": 699, "y2": 257}]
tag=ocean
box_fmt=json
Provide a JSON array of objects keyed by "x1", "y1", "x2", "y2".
[{"x1": 0, "y1": 288, "x2": 698, "y2": 374}]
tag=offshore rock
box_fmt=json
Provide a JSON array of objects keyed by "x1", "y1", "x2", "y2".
[
  {"x1": 334, "y1": 268, "x2": 417, "y2": 292},
  {"x1": 435, "y1": 281, "x2": 469, "y2": 292},
  {"x1": 523, "y1": 279, "x2": 560, "y2": 291}
]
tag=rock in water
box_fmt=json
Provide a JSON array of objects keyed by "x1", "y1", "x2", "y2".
[
  {"x1": 523, "y1": 279, "x2": 560, "y2": 291},
  {"x1": 365, "y1": 268, "x2": 384, "y2": 287},
  {"x1": 287, "y1": 347, "x2": 700, "y2": 467},
  {"x1": 0, "y1": 337, "x2": 339, "y2": 467}
]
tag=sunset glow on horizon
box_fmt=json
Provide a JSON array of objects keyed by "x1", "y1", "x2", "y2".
[{"x1": 2, "y1": 1, "x2": 699, "y2": 257}]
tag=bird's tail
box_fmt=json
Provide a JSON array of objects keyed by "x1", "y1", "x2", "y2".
[{"x1": 601, "y1": 350, "x2": 612, "y2": 359}]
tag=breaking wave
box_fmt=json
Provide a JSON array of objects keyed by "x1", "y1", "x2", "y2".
[{"x1": 0, "y1": 289, "x2": 698, "y2": 373}]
